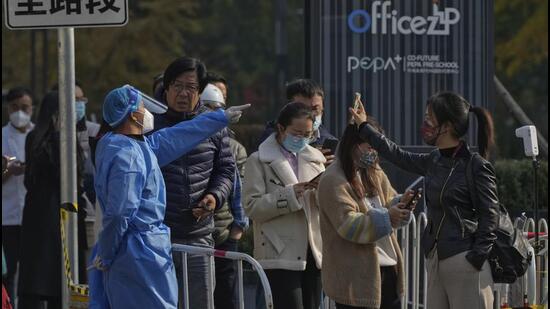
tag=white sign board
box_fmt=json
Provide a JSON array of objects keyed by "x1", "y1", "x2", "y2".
[{"x1": 4, "y1": 0, "x2": 128, "y2": 30}]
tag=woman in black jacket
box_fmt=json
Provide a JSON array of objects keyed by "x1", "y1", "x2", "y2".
[
  {"x1": 17, "y1": 92, "x2": 84, "y2": 309},
  {"x1": 350, "y1": 92, "x2": 499, "y2": 309}
]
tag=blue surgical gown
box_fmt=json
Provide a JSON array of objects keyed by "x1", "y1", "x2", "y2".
[{"x1": 89, "y1": 110, "x2": 228, "y2": 309}]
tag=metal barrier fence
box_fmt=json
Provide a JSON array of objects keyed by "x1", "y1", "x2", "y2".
[
  {"x1": 172, "y1": 244, "x2": 274, "y2": 309},
  {"x1": 172, "y1": 216, "x2": 547, "y2": 309},
  {"x1": 398, "y1": 212, "x2": 428, "y2": 309},
  {"x1": 398, "y1": 214, "x2": 548, "y2": 309}
]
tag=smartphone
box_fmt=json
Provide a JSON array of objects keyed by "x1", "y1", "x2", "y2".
[
  {"x1": 405, "y1": 177, "x2": 424, "y2": 192},
  {"x1": 353, "y1": 92, "x2": 361, "y2": 110},
  {"x1": 308, "y1": 172, "x2": 324, "y2": 184},
  {"x1": 322, "y1": 139, "x2": 339, "y2": 155},
  {"x1": 404, "y1": 188, "x2": 422, "y2": 210}
]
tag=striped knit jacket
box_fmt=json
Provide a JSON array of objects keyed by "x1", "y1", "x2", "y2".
[{"x1": 318, "y1": 160, "x2": 405, "y2": 308}]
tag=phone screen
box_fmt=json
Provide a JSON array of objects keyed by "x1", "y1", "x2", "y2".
[
  {"x1": 309, "y1": 172, "x2": 323, "y2": 184},
  {"x1": 405, "y1": 188, "x2": 422, "y2": 210}
]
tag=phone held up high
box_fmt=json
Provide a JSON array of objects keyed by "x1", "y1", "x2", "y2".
[
  {"x1": 353, "y1": 92, "x2": 361, "y2": 110},
  {"x1": 349, "y1": 92, "x2": 362, "y2": 125}
]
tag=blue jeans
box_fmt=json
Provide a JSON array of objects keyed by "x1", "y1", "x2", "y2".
[{"x1": 172, "y1": 235, "x2": 214, "y2": 309}]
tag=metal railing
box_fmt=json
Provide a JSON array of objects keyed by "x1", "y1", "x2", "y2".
[
  {"x1": 398, "y1": 215, "x2": 548, "y2": 309},
  {"x1": 399, "y1": 213, "x2": 428, "y2": 309},
  {"x1": 172, "y1": 216, "x2": 547, "y2": 309},
  {"x1": 172, "y1": 244, "x2": 274, "y2": 309},
  {"x1": 522, "y1": 217, "x2": 548, "y2": 307}
]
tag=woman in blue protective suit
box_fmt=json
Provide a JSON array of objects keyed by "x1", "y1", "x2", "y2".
[{"x1": 88, "y1": 85, "x2": 249, "y2": 309}]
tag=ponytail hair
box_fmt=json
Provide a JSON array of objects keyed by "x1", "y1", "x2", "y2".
[{"x1": 469, "y1": 106, "x2": 494, "y2": 159}]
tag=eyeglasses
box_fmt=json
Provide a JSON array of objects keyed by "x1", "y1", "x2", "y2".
[
  {"x1": 289, "y1": 131, "x2": 314, "y2": 139},
  {"x1": 75, "y1": 97, "x2": 88, "y2": 104},
  {"x1": 170, "y1": 82, "x2": 199, "y2": 95}
]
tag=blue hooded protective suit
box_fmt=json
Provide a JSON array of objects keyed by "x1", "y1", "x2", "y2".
[{"x1": 89, "y1": 109, "x2": 228, "y2": 309}]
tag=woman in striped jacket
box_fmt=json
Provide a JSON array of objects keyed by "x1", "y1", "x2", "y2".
[{"x1": 317, "y1": 121, "x2": 416, "y2": 309}]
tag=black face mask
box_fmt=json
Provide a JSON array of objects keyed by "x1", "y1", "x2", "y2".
[{"x1": 420, "y1": 121, "x2": 444, "y2": 146}]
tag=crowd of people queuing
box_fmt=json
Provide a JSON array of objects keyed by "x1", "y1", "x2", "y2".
[{"x1": 2, "y1": 55, "x2": 501, "y2": 309}]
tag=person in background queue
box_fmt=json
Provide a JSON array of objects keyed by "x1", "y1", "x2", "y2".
[
  {"x1": 51, "y1": 80, "x2": 100, "y2": 283},
  {"x1": 17, "y1": 92, "x2": 84, "y2": 309},
  {"x1": 200, "y1": 79, "x2": 250, "y2": 309},
  {"x1": 2, "y1": 87, "x2": 34, "y2": 308},
  {"x1": 257, "y1": 79, "x2": 337, "y2": 166}
]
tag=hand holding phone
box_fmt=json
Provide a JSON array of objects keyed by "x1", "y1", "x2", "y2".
[
  {"x1": 322, "y1": 139, "x2": 339, "y2": 155},
  {"x1": 353, "y1": 92, "x2": 361, "y2": 110},
  {"x1": 404, "y1": 188, "x2": 422, "y2": 210},
  {"x1": 349, "y1": 92, "x2": 367, "y2": 125},
  {"x1": 320, "y1": 139, "x2": 338, "y2": 166},
  {"x1": 193, "y1": 194, "x2": 216, "y2": 222},
  {"x1": 4, "y1": 157, "x2": 25, "y2": 176}
]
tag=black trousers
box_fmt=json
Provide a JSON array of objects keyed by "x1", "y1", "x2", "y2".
[
  {"x1": 214, "y1": 238, "x2": 239, "y2": 309},
  {"x1": 2, "y1": 225, "x2": 21, "y2": 308},
  {"x1": 18, "y1": 294, "x2": 61, "y2": 309},
  {"x1": 335, "y1": 266, "x2": 401, "y2": 309},
  {"x1": 264, "y1": 248, "x2": 321, "y2": 309}
]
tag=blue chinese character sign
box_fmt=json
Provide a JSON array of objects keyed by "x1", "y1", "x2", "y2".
[{"x1": 4, "y1": 0, "x2": 128, "y2": 29}]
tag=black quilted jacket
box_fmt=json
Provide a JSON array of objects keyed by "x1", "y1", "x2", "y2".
[{"x1": 152, "y1": 109, "x2": 235, "y2": 241}]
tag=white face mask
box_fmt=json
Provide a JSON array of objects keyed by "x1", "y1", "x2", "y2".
[
  {"x1": 10, "y1": 110, "x2": 31, "y2": 128},
  {"x1": 141, "y1": 109, "x2": 155, "y2": 134},
  {"x1": 134, "y1": 109, "x2": 155, "y2": 134}
]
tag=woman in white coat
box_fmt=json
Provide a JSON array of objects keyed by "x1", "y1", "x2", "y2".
[{"x1": 243, "y1": 102, "x2": 325, "y2": 309}]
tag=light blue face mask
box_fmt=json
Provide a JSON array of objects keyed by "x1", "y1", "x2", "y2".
[
  {"x1": 282, "y1": 133, "x2": 310, "y2": 153},
  {"x1": 75, "y1": 100, "x2": 86, "y2": 121},
  {"x1": 313, "y1": 114, "x2": 322, "y2": 131}
]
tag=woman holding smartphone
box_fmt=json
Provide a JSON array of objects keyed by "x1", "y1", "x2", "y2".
[
  {"x1": 318, "y1": 120, "x2": 415, "y2": 309},
  {"x1": 243, "y1": 102, "x2": 325, "y2": 309},
  {"x1": 350, "y1": 92, "x2": 499, "y2": 309}
]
